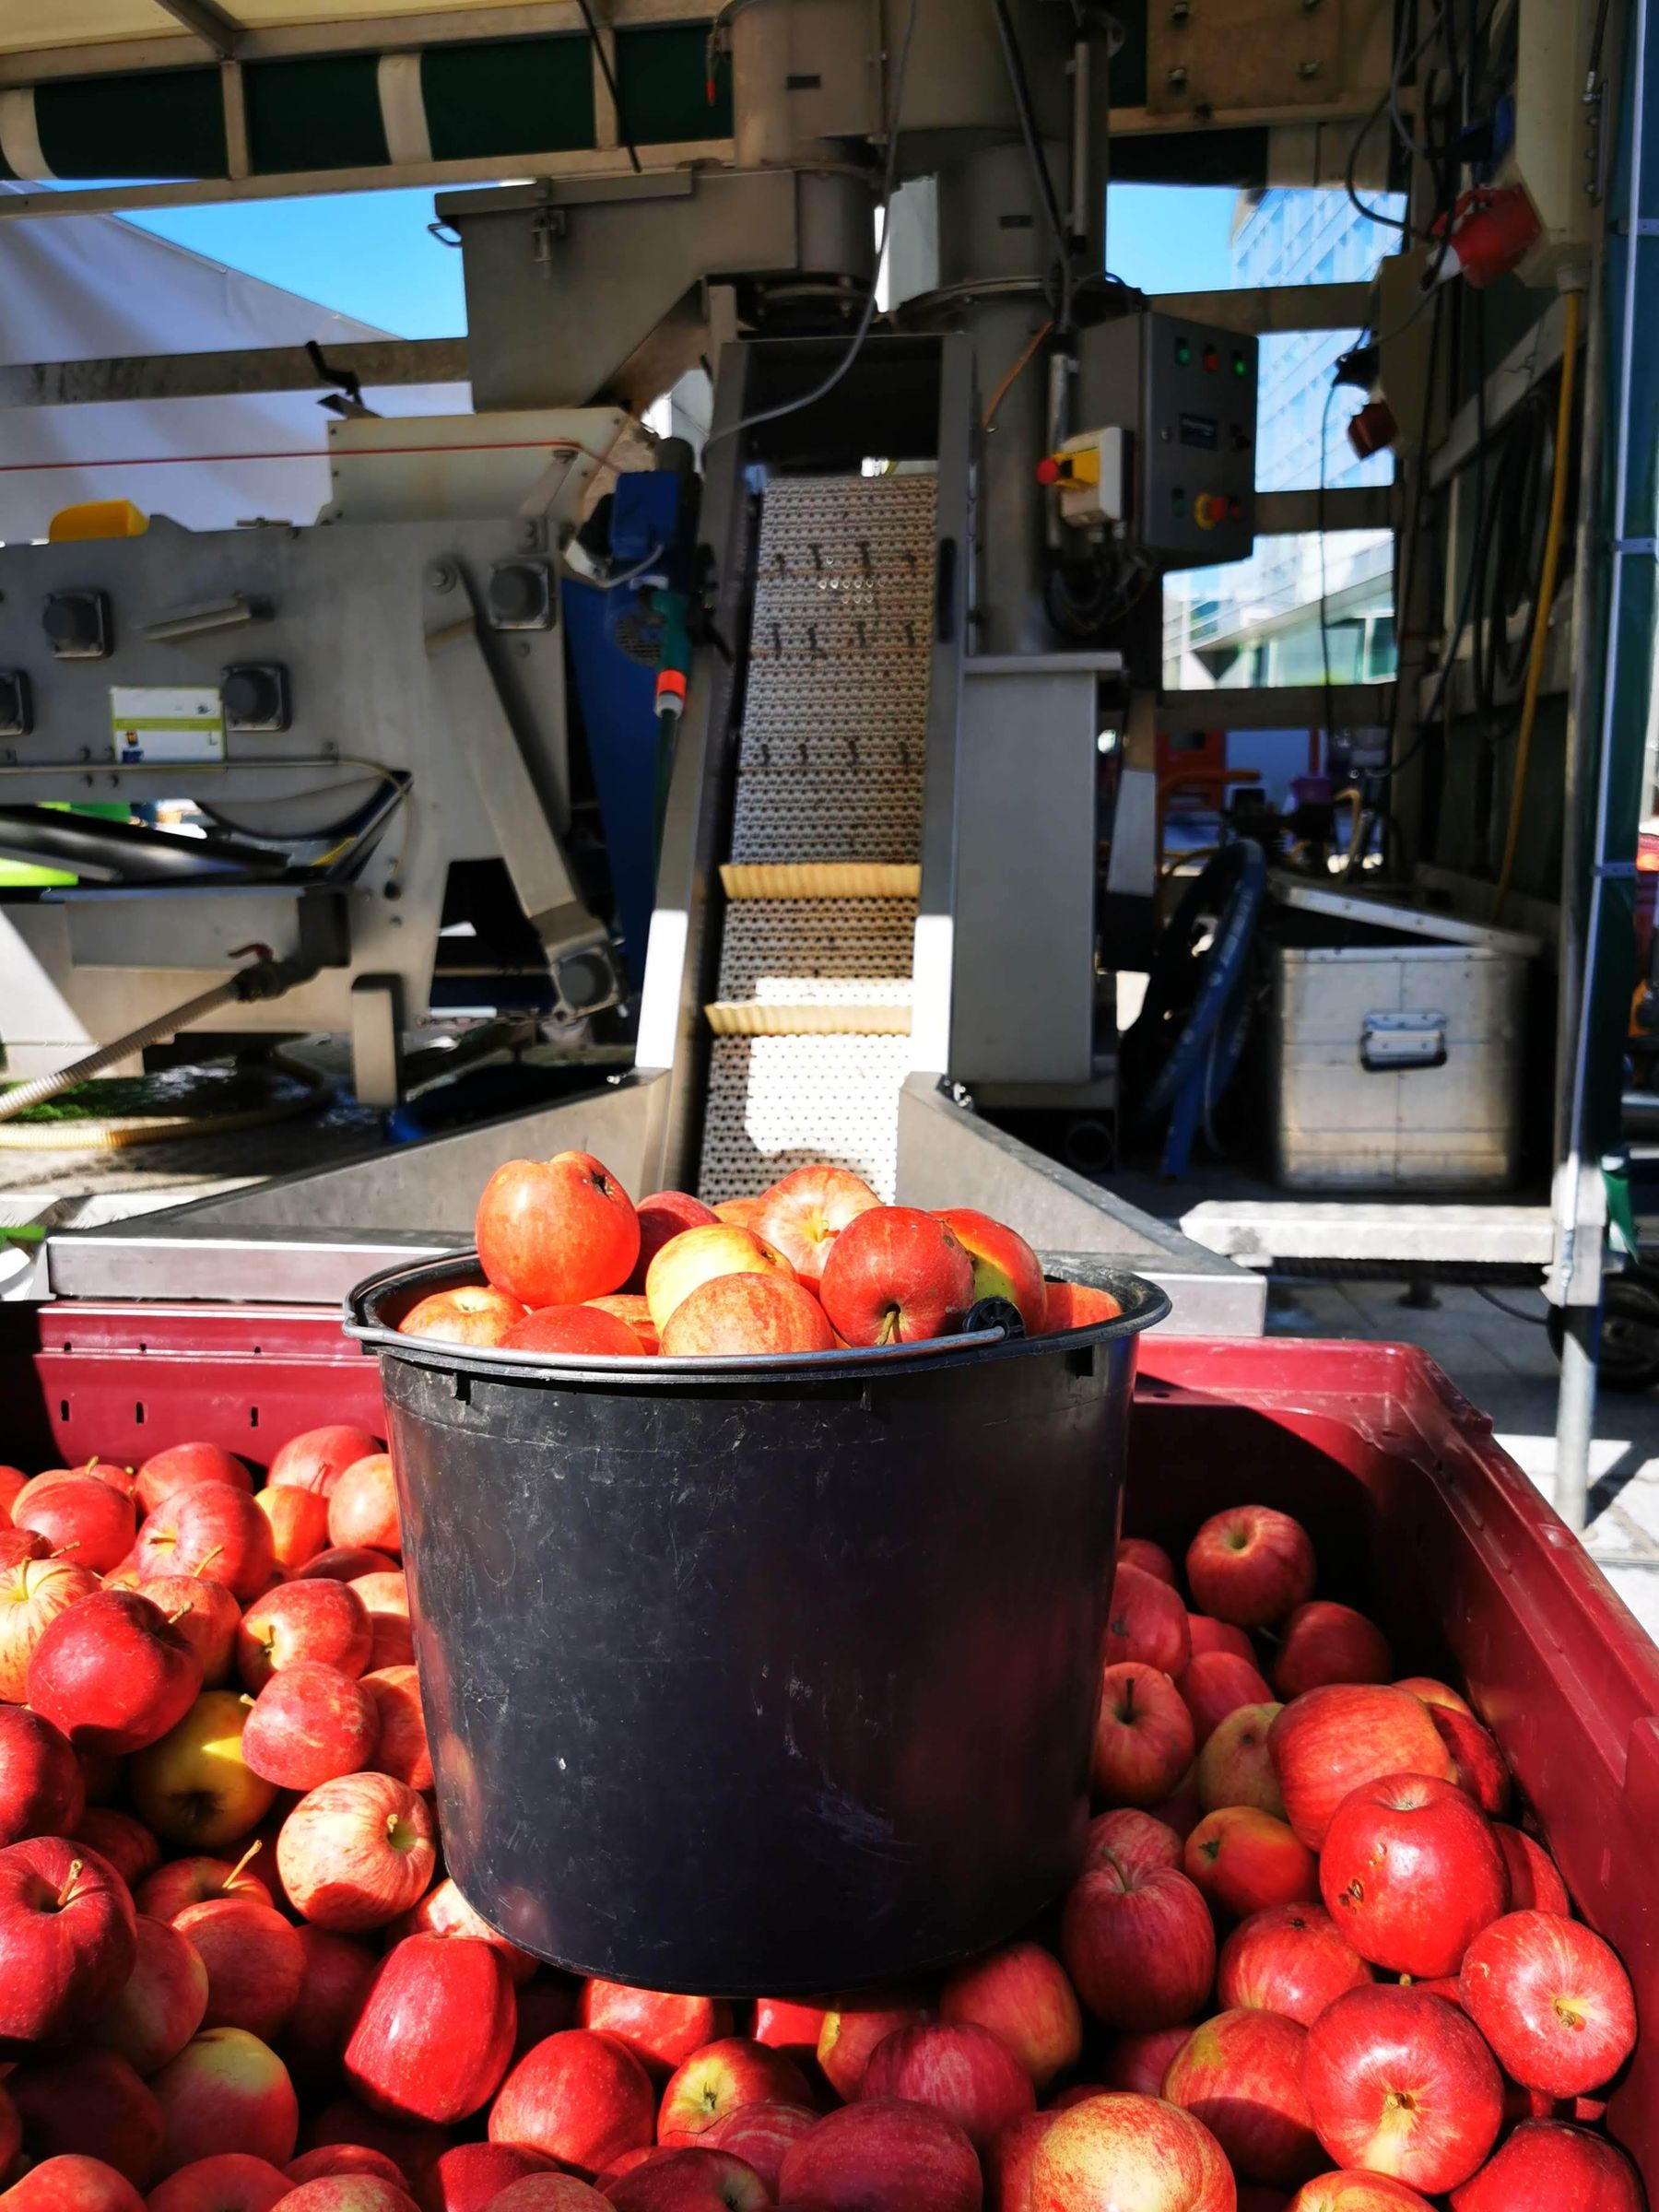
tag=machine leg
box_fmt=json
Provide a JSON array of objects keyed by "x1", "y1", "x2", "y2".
[
  {"x1": 1554, "y1": 1294, "x2": 1604, "y2": 1533},
  {"x1": 350, "y1": 974, "x2": 406, "y2": 1110}
]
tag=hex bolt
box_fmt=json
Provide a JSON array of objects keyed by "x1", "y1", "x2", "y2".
[
  {"x1": 1298, "y1": 57, "x2": 1321, "y2": 76},
  {"x1": 1167, "y1": 64, "x2": 1189, "y2": 88},
  {"x1": 426, "y1": 560, "x2": 457, "y2": 594}
]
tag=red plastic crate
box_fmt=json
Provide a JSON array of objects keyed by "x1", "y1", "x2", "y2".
[{"x1": 1, "y1": 1303, "x2": 1655, "y2": 2187}]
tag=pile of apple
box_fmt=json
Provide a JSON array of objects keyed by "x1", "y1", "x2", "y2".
[{"x1": 394, "y1": 1153, "x2": 1118, "y2": 1358}]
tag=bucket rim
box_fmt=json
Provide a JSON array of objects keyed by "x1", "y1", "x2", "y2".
[{"x1": 344, "y1": 1248, "x2": 1171, "y2": 1386}]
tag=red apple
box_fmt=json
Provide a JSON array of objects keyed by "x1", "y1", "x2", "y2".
[
  {"x1": 1178, "y1": 1651, "x2": 1276, "y2": 1747},
  {"x1": 986, "y1": 2110, "x2": 1054, "y2": 2212},
  {"x1": 658, "y1": 2038, "x2": 811, "y2": 2145},
  {"x1": 1218, "y1": 1904, "x2": 1373, "y2": 2027},
  {"x1": 817, "y1": 1995, "x2": 930, "y2": 2100},
  {"x1": 9, "y1": 2049, "x2": 161, "y2": 2184},
  {"x1": 1028, "y1": 2091, "x2": 1233, "y2": 2210},
  {"x1": 1186, "y1": 1507, "x2": 1314, "y2": 1630},
  {"x1": 818, "y1": 1207, "x2": 974, "y2": 1347},
  {"x1": 147, "y1": 2154, "x2": 289, "y2": 2212},
  {"x1": 0, "y1": 1555, "x2": 101, "y2": 1703},
  {"x1": 1393, "y1": 1677, "x2": 1472, "y2": 1717},
  {"x1": 360, "y1": 1669, "x2": 431, "y2": 1794},
  {"x1": 1164, "y1": 2008, "x2": 1320, "y2": 2187},
  {"x1": 345, "y1": 1932, "x2": 514, "y2": 2124},
  {"x1": 135, "y1": 1448, "x2": 252, "y2": 1520},
  {"x1": 930, "y1": 1207, "x2": 1047, "y2": 1332},
  {"x1": 91, "y1": 1912, "x2": 208, "y2": 2075},
  {"x1": 860, "y1": 2021, "x2": 1033, "y2": 2149},
  {"x1": 1196, "y1": 1703, "x2": 1285, "y2": 1817},
  {"x1": 14, "y1": 1476, "x2": 135, "y2": 1576},
  {"x1": 702, "y1": 2103, "x2": 816, "y2": 2195},
  {"x1": 477, "y1": 1152, "x2": 641, "y2": 1308},
  {"x1": 349, "y1": 1574, "x2": 412, "y2": 1673},
  {"x1": 758, "y1": 1168, "x2": 880, "y2": 1287},
  {"x1": 298, "y1": 1548, "x2": 396, "y2": 1585},
  {"x1": 1039, "y1": 1280, "x2": 1124, "y2": 1333},
  {"x1": 1104, "y1": 1567, "x2": 1192, "y2": 1677},
  {"x1": 396, "y1": 1876, "x2": 536, "y2": 1984},
  {"x1": 1493, "y1": 1824, "x2": 1570, "y2": 1914},
  {"x1": 242, "y1": 1664, "x2": 379, "y2": 1793},
  {"x1": 239, "y1": 1582, "x2": 372, "y2": 1692},
  {"x1": 1084, "y1": 1806, "x2": 1182, "y2": 1880},
  {"x1": 254, "y1": 1487, "x2": 330, "y2": 1575},
  {"x1": 27, "y1": 1590, "x2": 201, "y2": 1757},
  {"x1": 136, "y1": 1841, "x2": 272, "y2": 1923},
  {"x1": 0, "y1": 1526, "x2": 48, "y2": 1568},
  {"x1": 415, "y1": 2144, "x2": 559, "y2": 2212},
  {"x1": 0, "y1": 1703, "x2": 85, "y2": 1845},
  {"x1": 577, "y1": 1982, "x2": 734, "y2": 2075},
  {"x1": 1273, "y1": 1604, "x2": 1393, "y2": 1700},
  {"x1": 296, "y1": 2100, "x2": 446, "y2": 2191},
  {"x1": 326, "y1": 1458, "x2": 401, "y2": 1558},
  {"x1": 750, "y1": 1997, "x2": 827, "y2": 2065},
  {"x1": 778, "y1": 2099, "x2": 982, "y2": 2212},
  {"x1": 0, "y1": 1835, "x2": 135, "y2": 2050},
  {"x1": 1188, "y1": 1618, "x2": 1258, "y2": 1663},
  {"x1": 1288, "y1": 2181, "x2": 1434, "y2": 2210},
  {"x1": 938, "y1": 1941, "x2": 1081, "y2": 2088},
  {"x1": 488, "y1": 2030, "x2": 655, "y2": 2175},
  {"x1": 130, "y1": 1691, "x2": 277, "y2": 1852},
  {"x1": 276, "y1": 1773, "x2": 435, "y2": 1933},
  {"x1": 659, "y1": 1274, "x2": 836, "y2": 1358},
  {"x1": 279, "y1": 1926, "x2": 376, "y2": 2082},
  {"x1": 1319, "y1": 1773, "x2": 1507, "y2": 1976},
  {"x1": 1186, "y1": 1806, "x2": 1318, "y2": 1918},
  {"x1": 643, "y1": 1228, "x2": 795, "y2": 1337},
  {"x1": 136, "y1": 1488, "x2": 275, "y2": 1606},
  {"x1": 500, "y1": 1306, "x2": 645, "y2": 1357},
  {"x1": 140, "y1": 1578, "x2": 241, "y2": 1691},
  {"x1": 584, "y1": 1295, "x2": 661, "y2": 1354},
  {"x1": 74, "y1": 1808, "x2": 160, "y2": 1891},
  {"x1": 487, "y1": 2184, "x2": 607, "y2": 2212},
  {"x1": 149, "y1": 2028, "x2": 299, "y2": 2173},
  {"x1": 271, "y1": 2183, "x2": 418, "y2": 2212},
  {"x1": 1427, "y1": 1706, "x2": 1509, "y2": 1816},
  {"x1": 512, "y1": 1980, "x2": 579, "y2": 2059},
  {"x1": 1303, "y1": 1985, "x2": 1501, "y2": 2193},
  {"x1": 288, "y1": 2151, "x2": 407, "y2": 2189},
  {"x1": 1118, "y1": 1538, "x2": 1176, "y2": 1586},
  {"x1": 1269, "y1": 1686, "x2": 1456, "y2": 1849},
  {"x1": 174, "y1": 1898, "x2": 303, "y2": 2044},
  {"x1": 396, "y1": 1287, "x2": 524, "y2": 1349},
  {"x1": 266, "y1": 1429, "x2": 382, "y2": 1500},
  {"x1": 625, "y1": 1192, "x2": 722, "y2": 1295},
  {"x1": 1459, "y1": 1909, "x2": 1635, "y2": 2096},
  {"x1": 0, "y1": 2160, "x2": 147, "y2": 2212},
  {"x1": 1098, "y1": 2027, "x2": 1192, "y2": 2098},
  {"x1": 1059, "y1": 1861, "x2": 1215, "y2": 2030},
  {"x1": 1448, "y1": 2116, "x2": 1644, "y2": 2210},
  {"x1": 606, "y1": 2149, "x2": 769, "y2": 2212},
  {"x1": 1091, "y1": 1661, "x2": 1195, "y2": 1807}
]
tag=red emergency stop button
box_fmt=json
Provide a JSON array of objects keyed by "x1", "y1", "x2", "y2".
[
  {"x1": 1036, "y1": 457, "x2": 1061, "y2": 487},
  {"x1": 1194, "y1": 493, "x2": 1224, "y2": 529}
]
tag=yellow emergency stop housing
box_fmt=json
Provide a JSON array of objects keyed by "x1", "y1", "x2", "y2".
[{"x1": 48, "y1": 500, "x2": 149, "y2": 543}]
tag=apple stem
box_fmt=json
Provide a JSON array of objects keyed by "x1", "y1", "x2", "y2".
[
  {"x1": 193, "y1": 1547, "x2": 224, "y2": 1578},
  {"x1": 877, "y1": 1307, "x2": 900, "y2": 1347},
  {"x1": 48, "y1": 1541, "x2": 80, "y2": 1559},
  {"x1": 163, "y1": 1606, "x2": 191, "y2": 1626},
  {"x1": 55, "y1": 1859, "x2": 85, "y2": 1910},
  {"x1": 225, "y1": 1839, "x2": 263, "y2": 1888}
]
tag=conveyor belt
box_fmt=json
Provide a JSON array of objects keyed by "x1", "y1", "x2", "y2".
[{"x1": 698, "y1": 472, "x2": 937, "y2": 1202}]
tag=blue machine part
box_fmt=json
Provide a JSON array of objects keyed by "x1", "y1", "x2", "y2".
[{"x1": 564, "y1": 469, "x2": 694, "y2": 990}]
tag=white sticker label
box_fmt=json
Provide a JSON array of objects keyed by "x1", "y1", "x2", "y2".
[{"x1": 110, "y1": 686, "x2": 225, "y2": 766}]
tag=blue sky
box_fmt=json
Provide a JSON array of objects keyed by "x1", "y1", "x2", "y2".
[{"x1": 127, "y1": 182, "x2": 1244, "y2": 335}]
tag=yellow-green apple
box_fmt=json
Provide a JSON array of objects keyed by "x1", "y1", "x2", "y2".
[
  {"x1": 276, "y1": 1773, "x2": 435, "y2": 1933},
  {"x1": 28, "y1": 1590, "x2": 202, "y2": 1757},
  {"x1": 1425, "y1": 1706, "x2": 1509, "y2": 1817},
  {"x1": 606, "y1": 2148, "x2": 769, "y2": 2212},
  {"x1": 1059, "y1": 1861, "x2": 1216, "y2": 2030},
  {"x1": 658, "y1": 1275, "x2": 834, "y2": 1358},
  {"x1": 279, "y1": 1926, "x2": 375, "y2": 2084},
  {"x1": 1119, "y1": 1538, "x2": 1176, "y2": 1586},
  {"x1": 1186, "y1": 1806, "x2": 1318, "y2": 1918},
  {"x1": 584, "y1": 1295, "x2": 660, "y2": 1354},
  {"x1": 135, "y1": 1447, "x2": 252, "y2": 1520},
  {"x1": 1491, "y1": 1825, "x2": 1569, "y2": 1914},
  {"x1": 417, "y1": 2143, "x2": 561, "y2": 2212},
  {"x1": 1273, "y1": 1604, "x2": 1392, "y2": 1700},
  {"x1": 130, "y1": 1692, "x2": 277, "y2": 1851},
  {"x1": 149, "y1": 2028, "x2": 298, "y2": 2173},
  {"x1": 657, "y1": 2038, "x2": 811, "y2": 2145},
  {"x1": 623, "y1": 1191, "x2": 721, "y2": 1295},
  {"x1": 702, "y1": 2104, "x2": 816, "y2": 2195},
  {"x1": 136, "y1": 1488, "x2": 275, "y2": 1606},
  {"x1": 239, "y1": 1582, "x2": 371, "y2": 1691},
  {"x1": 1186, "y1": 1506, "x2": 1315, "y2": 1629},
  {"x1": 141, "y1": 1578, "x2": 241, "y2": 1691},
  {"x1": 1458, "y1": 1910, "x2": 1636, "y2": 2097},
  {"x1": 1027, "y1": 2090, "x2": 1233, "y2": 2210},
  {"x1": 818, "y1": 1208, "x2": 974, "y2": 1347},
  {"x1": 1177, "y1": 1651, "x2": 1276, "y2": 1747},
  {"x1": 644, "y1": 1226, "x2": 795, "y2": 1335},
  {"x1": 0, "y1": 1703, "x2": 85, "y2": 1844},
  {"x1": 1163, "y1": 2009, "x2": 1321, "y2": 2187},
  {"x1": 271, "y1": 2182, "x2": 418, "y2": 2212},
  {"x1": 1, "y1": 2160, "x2": 148, "y2": 2212},
  {"x1": 939, "y1": 1940, "x2": 1081, "y2": 2088},
  {"x1": 253, "y1": 1488, "x2": 330, "y2": 1576},
  {"x1": 1448, "y1": 2116, "x2": 1645, "y2": 2211},
  {"x1": 1393, "y1": 1677, "x2": 1472, "y2": 1717},
  {"x1": 929, "y1": 1208, "x2": 1047, "y2": 1331},
  {"x1": 360, "y1": 1668, "x2": 431, "y2": 1794},
  {"x1": 74, "y1": 1808, "x2": 159, "y2": 1891},
  {"x1": 1091, "y1": 1661, "x2": 1194, "y2": 1807},
  {"x1": 476, "y1": 1153, "x2": 641, "y2": 1308},
  {"x1": 777, "y1": 2100, "x2": 982, "y2": 2212},
  {"x1": 8, "y1": 2049, "x2": 161, "y2": 2184},
  {"x1": 1104, "y1": 1567, "x2": 1192, "y2": 1677},
  {"x1": 241, "y1": 1663, "x2": 379, "y2": 1793},
  {"x1": 265, "y1": 1429, "x2": 382, "y2": 1500},
  {"x1": 816, "y1": 1996, "x2": 930, "y2": 2100},
  {"x1": 757, "y1": 1168, "x2": 879, "y2": 1287},
  {"x1": 1196, "y1": 1704, "x2": 1286, "y2": 1817},
  {"x1": 146, "y1": 2154, "x2": 289, "y2": 2212},
  {"x1": 1268, "y1": 1686, "x2": 1455, "y2": 1849},
  {"x1": 1085, "y1": 1806, "x2": 1182, "y2": 1879},
  {"x1": 0, "y1": 1558, "x2": 103, "y2": 1706},
  {"x1": 14, "y1": 1475, "x2": 135, "y2": 1576},
  {"x1": 500, "y1": 1305, "x2": 645, "y2": 1356},
  {"x1": 577, "y1": 1982, "x2": 734, "y2": 2074},
  {"x1": 1303, "y1": 1986, "x2": 1501, "y2": 2193},
  {"x1": 136, "y1": 1841, "x2": 272, "y2": 1922},
  {"x1": 173, "y1": 1898, "x2": 303, "y2": 2043},
  {"x1": 1318, "y1": 1773, "x2": 1507, "y2": 1976},
  {"x1": 859, "y1": 2021, "x2": 1032, "y2": 2149},
  {"x1": 345, "y1": 1933, "x2": 514, "y2": 2124},
  {"x1": 90, "y1": 1912, "x2": 208, "y2": 2074},
  {"x1": 287, "y1": 2150, "x2": 406, "y2": 2189},
  {"x1": 396, "y1": 1876, "x2": 536, "y2": 1984},
  {"x1": 1217, "y1": 1904, "x2": 1373, "y2": 2027},
  {"x1": 1288, "y1": 2178, "x2": 1433, "y2": 2209},
  {"x1": 1099, "y1": 2026, "x2": 1193, "y2": 2096},
  {"x1": 1189, "y1": 1617, "x2": 1258, "y2": 1664},
  {"x1": 395, "y1": 1287, "x2": 524, "y2": 1349},
  {"x1": 1038, "y1": 1282, "x2": 1123, "y2": 1333},
  {"x1": 326, "y1": 1458, "x2": 401, "y2": 1559},
  {"x1": 750, "y1": 1996, "x2": 827, "y2": 2066},
  {"x1": 488, "y1": 2030, "x2": 655, "y2": 2175},
  {"x1": 0, "y1": 1836, "x2": 135, "y2": 2050}
]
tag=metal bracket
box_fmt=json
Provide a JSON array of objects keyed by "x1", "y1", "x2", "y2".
[
  {"x1": 1612, "y1": 537, "x2": 1658, "y2": 556},
  {"x1": 1360, "y1": 1010, "x2": 1448, "y2": 1072}
]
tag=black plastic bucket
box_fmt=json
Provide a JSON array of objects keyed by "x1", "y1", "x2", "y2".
[{"x1": 345, "y1": 1254, "x2": 1169, "y2": 1994}]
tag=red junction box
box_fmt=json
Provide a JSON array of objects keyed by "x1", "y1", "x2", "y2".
[{"x1": 2, "y1": 1302, "x2": 1656, "y2": 2188}]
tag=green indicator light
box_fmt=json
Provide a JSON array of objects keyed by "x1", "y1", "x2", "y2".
[
  {"x1": 1232, "y1": 352, "x2": 1247, "y2": 378},
  {"x1": 1175, "y1": 338, "x2": 1192, "y2": 366}
]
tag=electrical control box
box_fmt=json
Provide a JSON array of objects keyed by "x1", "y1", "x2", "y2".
[{"x1": 1078, "y1": 312, "x2": 1258, "y2": 568}]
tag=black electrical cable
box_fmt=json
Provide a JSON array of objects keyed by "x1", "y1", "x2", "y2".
[
  {"x1": 987, "y1": 0, "x2": 1077, "y2": 332},
  {"x1": 574, "y1": 0, "x2": 642, "y2": 174}
]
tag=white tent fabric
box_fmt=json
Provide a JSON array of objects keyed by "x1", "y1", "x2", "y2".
[{"x1": 0, "y1": 187, "x2": 467, "y2": 540}]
